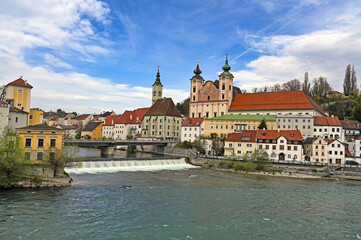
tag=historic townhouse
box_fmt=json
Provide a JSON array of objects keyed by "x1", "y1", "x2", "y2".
[
  {"x1": 224, "y1": 130, "x2": 258, "y2": 157},
  {"x1": 189, "y1": 55, "x2": 241, "y2": 119},
  {"x1": 325, "y1": 139, "x2": 345, "y2": 165},
  {"x1": 204, "y1": 114, "x2": 277, "y2": 138},
  {"x1": 181, "y1": 117, "x2": 204, "y2": 142},
  {"x1": 81, "y1": 121, "x2": 103, "y2": 140},
  {"x1": 141, "y1": 98, "x2": 182, "y2": 140},
  {"x1": 5, "y1": 77, "x2": 32, "y2": 113},
  {"x1": 340, "y1": 119, "x2": 361, "y2": 141},
  {"x1": 303, "y1": 136, "x2": 328, "y2": 163},
  {"x1": 113, "y1": 108, "x2": 149, "y2": 140},
  {"x1": 228, "y1": 91, "x2": 327, "y2": 138},
  {"x1": 313, "y1": 116, "x2": 343, "y2": 141},
  {"x1": 102, "y1": 115, "x2": 122, "y2": 139},
  {"x1": 257, "y1": 129, "x2": 303, "y2": 162}
]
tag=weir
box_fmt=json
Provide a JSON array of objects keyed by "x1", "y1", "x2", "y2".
[{"x1": 65, "y1": 158, "x2": 197, "y2": 174}]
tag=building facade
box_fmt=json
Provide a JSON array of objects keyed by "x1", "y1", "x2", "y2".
[
  {"x1": 204, "y1": 114, "x2": 277, "y2": 138},
  {"x1": 313, "y1": 116, "x2": 343, "y2": 141},
  {"x1": 141, "y1": 98, "x2": 182, "y2": 140},
  {"x1": 81, "y1": 121, "x2": 103, "y2": 140},
  {"x1": 181, "y1": 117, "x2": 204, "y2": 142},
  {"x1": 189, "y1": 56, "x2": 241, "y2": 119},
  {"x1": 113, "y1": 108, "x2": 149, "y2": 140},
  {"x1": 340, "y1": 119, "x2": 361, "y2": 141},
  {"x1": 224, "y1": 130, "x2": 258, "y2": 157},
  {"x1": 326, "y1": 139, "x2": 345, "y2": 165},
  {"x1": 29, "y1": 108, "x2": 44, "y2": 125},
  {"x1": 303, "y1": 136, "x2": 328, "y2": 163},
  {"x1": 5, "y1": 77, "x2": 32, "y2": 113},
  {"x1": 17, "y1": 124, "x2": 64, "y2": 163}
]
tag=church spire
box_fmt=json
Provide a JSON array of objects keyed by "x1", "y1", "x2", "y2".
[
  {"x1": 193, "y1": 58, "x2": 202, "y2": 75},
  {"x1": 153, "y1": 65, "x2": 163, "y2": 86},
  {"x1": 222, "y1": 53, "x2": 231, "y2": 72}
]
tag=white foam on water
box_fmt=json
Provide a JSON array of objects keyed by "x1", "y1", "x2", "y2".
[{"x1": 65, "y1": 158, "x2": 198, "y2": 174}]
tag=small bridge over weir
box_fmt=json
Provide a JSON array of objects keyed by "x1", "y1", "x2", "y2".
[{"x1": 64, "y1": 139, "x2": 171, "y2": 155}]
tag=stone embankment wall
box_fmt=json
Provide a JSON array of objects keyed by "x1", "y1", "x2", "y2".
[
  {"x1": 148, "y1": 145, "x2": 197, "y2": 158},
  {"x1": 190, "y1": 158, "x2": 361, "y2": 180}
]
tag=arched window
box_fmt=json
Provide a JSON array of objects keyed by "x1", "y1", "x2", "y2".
[
  {"x1": 153, "y1": 91, "x2": 156, "y2": 96},
  {"x1": 193, "y1": 96, "x2": 195, "y2": 101},
  {"x1": 294, "y1": 154, "x2": 297, "y2": 159},
  {"x1": 271, "y1": 152, "x2": 276, "y2": 158},
  {"x1": 229, "y1": 85, "x2": 231, "y2": 90},
  {"x1": 207, "y1": 96, "x2": 210, "y2": 100},
  {"x1": 222, "y1": 84, "x2": 225, "y2": 90},
  {"x1": 288, "y1": 154, "x2": 291, "y2": 159},
  {"x1": 158, "y1": 91, "x2": 161, "y2": 96},
  {"x1": 193, "y1": 86, "x2": 196, "y2": 93},
  {"x1": 222, "y1": 93, "x2": 225, "y2": 99}
]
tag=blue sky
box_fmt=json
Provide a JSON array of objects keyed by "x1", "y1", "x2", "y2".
[{"x1": 0, "y1": 0, "x2": 360, "y2": 114}]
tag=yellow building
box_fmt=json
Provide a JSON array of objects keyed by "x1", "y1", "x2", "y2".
[
  {"x1": 29, "y1": 108, "x2": 44, "y2": 125},
  {"x1": 5, "y1": 77, "x2": 32, "y2": 113},
  {"x1": 303, "y1": 135, "x2": 328, "y2": 163},
  {"x1": 224, "y1": 131, "x2": 258, "y2": 157},
  {"x1": 16, "y1": 124, "x2": 64, "y2": 163},
  {"x1": 81, "y1": 122, "x2": 103, "y2": 139},
  {"x1": 204, "y1": 114, "x2": 277, "y2": 138}
]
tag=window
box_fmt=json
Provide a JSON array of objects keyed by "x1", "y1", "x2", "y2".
[
  {"x1": 25, "y1": 138, "x2": 31, "y2": 147},
  {"x1": 272, "y1": 145, "x2": 276, "y2": 150},
  {"x1": 222, "y1": 93, "x2": 225, "y2": 99},
  {"x1": 37, "y1": 152, "x2": 43, "y2": 160},
  {"x1": 246, "y1": 144, "x2": 252, "y2": 147},
  {"x1": 193, "y1": 86, "x2": 196, "y2": 92},
  {"x1": 206, "y1": 112, "x2": 209, "y2": 118},
  {"x1": 30, "y1": 115, "x2": 34, "y2": 120},
  {"x1": 259, "y1": 145, "x2": 263, "y2": 149},
  {"x1": 280, "y1": 145, "x2": 284, "y2": 150},
  {"x1": 288, "y1": 154, "x2": 291, "y2": 159},
  {"x1": 17, "y1": 103, "x2": 21, "y2": 107},
  {"x1": 222, "y1": 84, "x2": 225, "y2": 90},
  {"x1": 38, "y1": 139, "x2": 44, "y2": 148},
  {"x1": 207, "y1": 96, "x2": 210, "y2": 100},
  {"x1": 50, "y1": 139, "x2": 56, "y2": 147},
  {"x1": 229, "y1": 143, "x2": 233, "y2": 147},
  {"x1": 214, "y1": 112, "x2": 217, "y2": 118},
  {"x1": 294, "y1": 146, "x2": 298, "y2": 151},
  {"x1": 238, "y1": 143, "x2": 241, "y2": 147},
  {"x1": 153, "y1": 91, "x2": 156, "y2": 96},
  {"x1": 287, "y1": 146, "x2": 291, "y2": 150},
  {"x1": 193, "y1": 96, "x2": 195, "y2": 101}
]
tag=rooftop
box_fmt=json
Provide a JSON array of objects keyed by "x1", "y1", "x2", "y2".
[
  {"x1": 256, "y1": 129, "x2": 303, "y2": 141},
  {"x1": 314, "y1": 116, "x2": 341, "y2": 126},
  {"x1": 145, "y1": 98, "x2": 181, "y2": 117},
  {"x1": 182, "y1": 117, "x2": 204, "y2": 127},
  {"x1": 82, "y1": 121, "x2": 103, "y2": 132},
  {"x1": 6, "y1": 77, "x2": 33, "y2": 89},
  {"x1": 225, "y1": 130, "x2": 257, "y2": 143},
  {"x1": 16, "y1": 124, "x2": 63, "y2": 131}
]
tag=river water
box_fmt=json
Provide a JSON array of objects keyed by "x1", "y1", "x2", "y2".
[{"x1": 1, "y1": 148, "x2": 361, "y2": 239}]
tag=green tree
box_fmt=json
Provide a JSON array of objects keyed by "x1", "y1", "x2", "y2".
[
  {"x1": 244, "y1": 149, "x2": 269, "y2": 171},
  {"x1": 45, "y1": 146, "x2": 83, "y2": 176},
  {"x1": 0, "y1": 129, "x2": 28, "y2": 187},
  {"x1": 176, "y1": 98, "x2": 190, "y2": 117},
  {"x1": 258, "y1": 118, "x2": 267, "y2": 129}
]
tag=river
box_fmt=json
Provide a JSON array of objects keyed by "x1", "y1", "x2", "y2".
[{"x1": 0, "y1": 148, "x2": 361, "y2": 239}]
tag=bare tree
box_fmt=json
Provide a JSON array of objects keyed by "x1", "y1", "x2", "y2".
[
  {"x1": 302, "y1": 72, "x2": 311, "y2": 95},
  {"x1": 0, "y1": 85, "x2": 6, "y2": 102},
  {"x1": 312, "y1": 76, "x2": 331, "y2": 98},
  {"x1": 282, "y1": 79, "x2": 301, "y2": 91}
]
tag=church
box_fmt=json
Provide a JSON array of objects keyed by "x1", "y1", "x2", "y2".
[{"x1": 189, "y1": 54, "x2": 241, "y2": 118}]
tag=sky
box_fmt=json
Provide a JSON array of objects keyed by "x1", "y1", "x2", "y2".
[{"x1": 0, "y1": 0, "x2": 360, "y2": 114}]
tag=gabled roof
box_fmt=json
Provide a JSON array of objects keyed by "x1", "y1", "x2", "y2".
[
  {"x1": 10, "y1": 106, "x2": 28, "y2": 114},
  {"x1": 225, "y1": 130, "x2": 257, "y2": 142},
  {"x1": 104, "y1": 115, "x2": 122, "y2": 126},
  {"x1": 145, "y1": 98, "x2": 181, "y2": 117},
  {"x1": 6, "y1": 77, "x2": 33, "y2": 89},
  {"x1": 76, "y1": 114, "x2": 91, "y2": 120},
  {"x1": 256, "y1": 129, "x2": 303, "y2": 141},
  {"x1": 345, "y1": 149, "x2": 352, "y2": 157},
  {"x1": 303, "y1": 137, "x2": 317, "y2": 144},
  {"x1": 82, "y1": 122, "x2": 103, "y2": 132},
  {"x1": 340, "y1": 119, "x2": 361, "y2": 130},
  {"x1": 229, "y1": 91, "x2": 327, "y2": 115},
  {"x1": 99, "y1": 111, "x2": 114, "y2": 117},
  {"x1": 314, "y1": 116, "x2": 341, "y2": 126},
  {"x1": 116, "y1": 107, "x2": 150, "y2": 124},
  {"x1": 182, "y1": 117, "x2": 204, "y2": 127},
  {"x1": 324, "y1": 139, "x2": 338, "y2": 144},
  {"x1": 16, "y1": 124, "x2": 63, "y2": 131}
]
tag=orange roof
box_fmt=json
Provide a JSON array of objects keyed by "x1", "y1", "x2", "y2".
[
  {"x1": 229, "y1": 91, "x2": 327, "y2": 115},
  {"x1": 341, "y1": 119, "x2": 361, "y2": 130},
  {"x1": 345, "y1": 149, "x2": 352, "y2": 157},
  {"x1": 226, "y1": 130, "x2": 257, "y2": 142},
  {"x1": 6, "y1": 77, "x2": 33, "y2": 89},
  {"x1": 314, "y1": 116, "x2": 341, "y2": 126},
  {"x1": 116, "y1": 107, "x2": 150, "y2": 124},
  {"x1": 50, "y1": 116, "x2": 59, "y2": 121},
  {"x1": 104, "y1": 115, "x2": 122, "y2": 126},
  {"x1": 330, "y1": 90, "x2": 342, "y2": 95},
  {"x1": 256, "y1": 129, "x2": 303, "y2": 141},
  {"x1": 182, "y1": 117, "x2": 204, "y2": 127}
]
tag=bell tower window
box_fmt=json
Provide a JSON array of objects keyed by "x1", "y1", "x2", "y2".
[
  {"x1": 207, "y1": 96, "x2": 210, "y2": 100},
  {"x1": 222, "y1": 84, "x2": 225, "y2": 90},
  {"x1": 153, "y1": 91, "x2": 156, "y2": 96},
  {"x1": 229, "y1": 85, "x2": 231, "y2": 90},
  {"x1": 193, "y1": 96, "x2": 195, "y2": 101},
  {"x1": 158, "y1": 91, "x2": 161, "y2": 96},
  {"x1": 222, "y1": 93, "x2": 225, "y2": 99},
  {"x1": 193, "y1": 86, "x2": 196, "y2": 93}
]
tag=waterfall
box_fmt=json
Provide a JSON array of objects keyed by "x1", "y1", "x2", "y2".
[{"x1": 65, "y1": 158, "x2": 197, "y2": 174}]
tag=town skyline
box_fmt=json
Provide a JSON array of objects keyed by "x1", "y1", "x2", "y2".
[{"x1": 0, "y1": 0, "x2": 360, "y2": 114}]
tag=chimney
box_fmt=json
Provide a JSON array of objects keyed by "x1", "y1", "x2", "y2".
[
  {"x1": 263, "y1": 128, "x2": 265, "y2": 131},
  {"x1": 25, "y1": 80, "x2": 27, "y2": 85},
  {"x1": 331, "y1": 115, "x2": 334, "y2": 118},
  {"x1": 278, "y1": 129, "x2": 280, "y2": 133}
]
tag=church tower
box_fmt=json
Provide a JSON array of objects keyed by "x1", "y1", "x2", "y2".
[
  {"x1": 218, "y1": 53, "x2": 234, "y2": 107},
  {"x1": 189, "y1": 59, "x2": 204, "y2": 118},
  {"x1": 152, "y1": 66, "x2": 163, "y2": 105}
]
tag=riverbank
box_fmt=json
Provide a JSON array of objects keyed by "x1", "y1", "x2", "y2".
[{"x1": 189, "y1": 157, "x2": 361, "y2": 181}]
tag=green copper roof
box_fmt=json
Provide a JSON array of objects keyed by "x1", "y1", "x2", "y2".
[
  {"x1": 222, "y1": 53, "x2": 231, "y2": 72},
  {"x1": 207, "y1": 114, "x2": 276, "y2": 121}
]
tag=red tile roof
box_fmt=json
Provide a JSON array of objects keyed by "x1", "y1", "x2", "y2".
[
  {"x1": 115, "y1": 108, "x2": 150, "y2": 124},
  {"x1": 345, "y1": 149, "x2": 352, "y2": 157},
  {"x1": 145, "y1": 98, "x2": 182, "y2": 117},
  {"x1": 340, "y1": 119, "x2": 361, "y2": 130},
  {"x1": 182, "y1": 117, "x2": 204, "y2": 127},
  {"x1": 314, "y1": 116, "x2": 341, "y2": 126},
  {"x1": 324, "y1": 139, "x2": 336, "y2": 144},
  {"x1": 229, "y1": 91, "x2": 327, "y2": 115},
  {"x1": 50, "y1": 116, "x2": 59, "y2": 121},
  {"x1": 6, "y1": 78, "x2": 33, "y2": 89},
  {"x1": 226, "y1": 130, "x2": 257, "y2": 142},
  {"x1": 76, "y1": 114, "x2": 91, "y2": 120},
  {"x1": 256, "y1": 129, "x2": 303, "y2": 141},
  {"x1": 104, "y1": 115, "x2": 122, "y2": 126}
]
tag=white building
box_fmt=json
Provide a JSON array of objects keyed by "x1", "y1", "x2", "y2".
[
  {"x1": 313, "y1": 116, "x2": 343, "y2": 141},
  {"x1": 102, "y1": 115, "x2": 122, "y2": 139},
  {"x1": 340, "y1": 119, "x2": 361, "y2": 141},
  {"x1": 181, "y1": 118, "x2": 204, "y2": 142},
  {"x1": 113, "y1": 108, "x2": 149, "y2": 140},
  {"x1": 326, "y1": 139, "x2": 345, "y2": 165},
  {"x1": 256, "y1": 129, "x2": 303, "y2": 162}
]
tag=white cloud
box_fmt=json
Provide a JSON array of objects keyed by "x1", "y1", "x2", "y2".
[
  {"x1": 43, "y1": 54, "x2": 72, "y2": 69},
  {"x1": 233, "y1": 8, "x2": 361, "y2": 92}
]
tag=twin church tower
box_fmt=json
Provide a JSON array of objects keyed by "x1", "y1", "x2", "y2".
[{"x1": 152, "y1": 54, "x2": 240, "y2": 117}]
